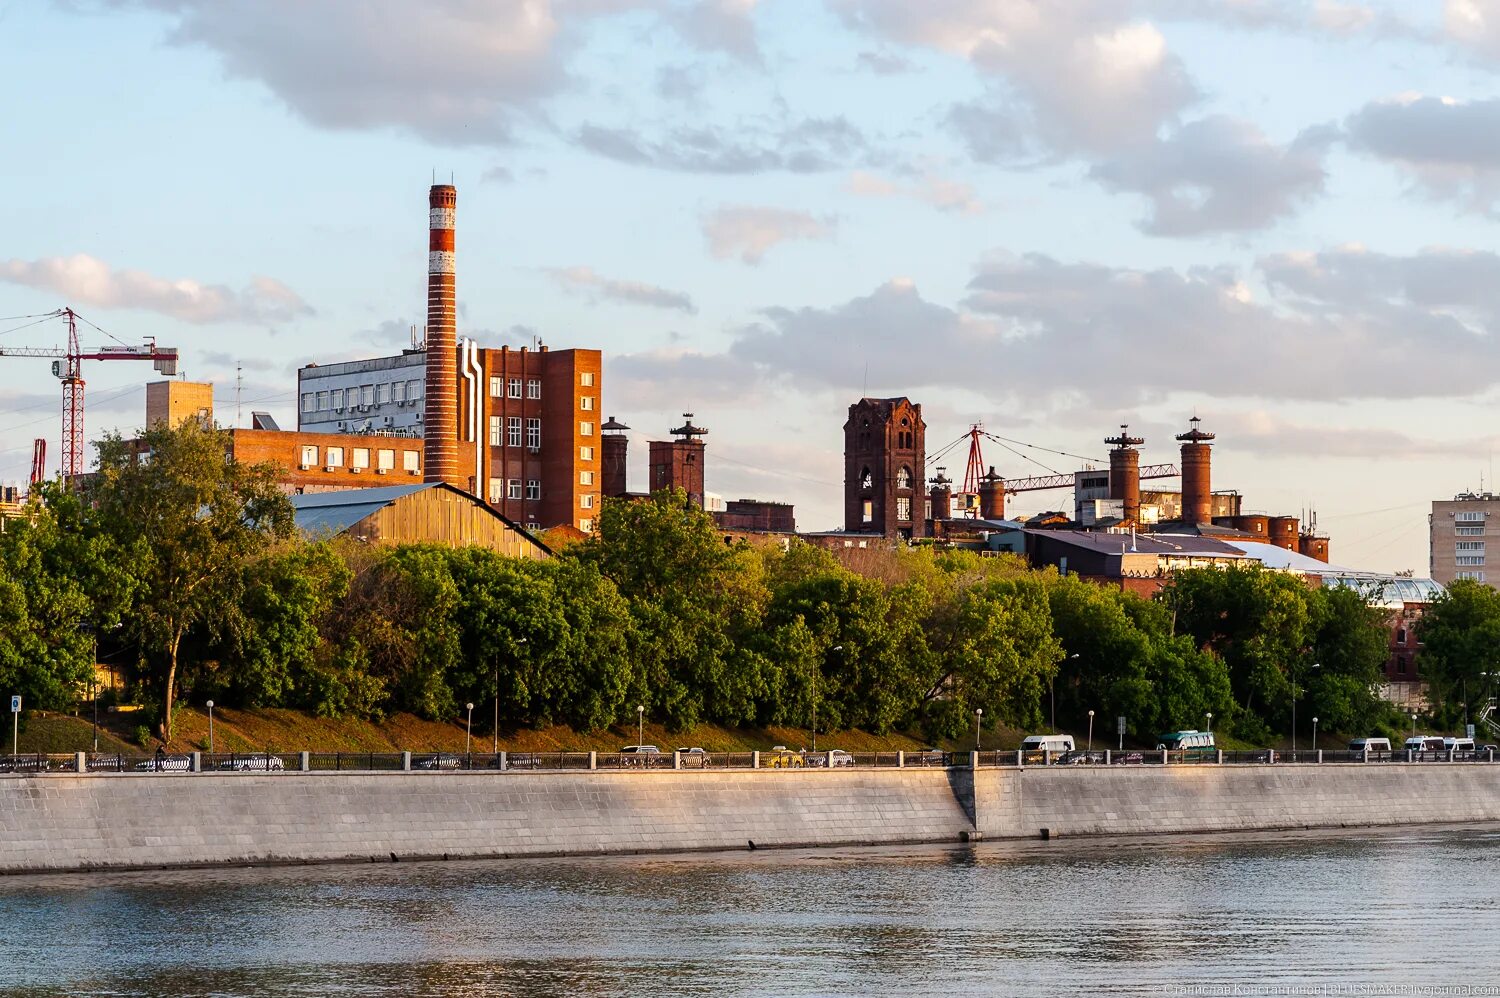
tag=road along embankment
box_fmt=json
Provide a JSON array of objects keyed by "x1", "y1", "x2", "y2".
[{"x1": 4, "y1": 763, "x2": 1500, "y2": 873}]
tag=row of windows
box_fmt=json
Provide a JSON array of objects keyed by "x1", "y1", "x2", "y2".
[
  {"x1": 860, "y1": 497, "x2": 913, "y2": 523},
  {"x1": 858, "y1": 466, "x2": 916, "y2": 492},
  {"x1": 301, "y1": 381, "x2": 423, "y2": 413},
  {"x1": 1457, "y1": 526, "x2": 1485, "y2": 535},
  {"x1": 489, "y1": 416, "x2": 542, "y2": 449},
  {"x1": 299, "y1": 444, "x2": 419, "y2": 473},
  {"x1": 488, "y1": 478, "x2": 542, "y2": 503},
  {"x1": 1457, "y1": 555, "x2": 1487, "y2": 566},
  {"x1": 1457, "y1": 541, "x2": 1487, "y2": 552},
  {"x1": 489, "y1": 377, "x2": 542, "y2": 400},
  {"x1": 1457, "y1": 570, "x2": 1487, "y2": 581},
  {"x1": 1458, "y1": 511, "x2": 1487, "y2": 522}
]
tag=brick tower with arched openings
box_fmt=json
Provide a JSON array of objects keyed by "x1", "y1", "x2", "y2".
[{"x1": 844, "y1": 397, "x2": 926, "y2": 539}]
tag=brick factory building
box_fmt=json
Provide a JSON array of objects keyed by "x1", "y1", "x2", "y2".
[{"x1": 844, "y1": 397, "x2": 926, "y2": 540}]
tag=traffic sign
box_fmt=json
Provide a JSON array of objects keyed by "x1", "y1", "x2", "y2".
[
  {"x1": 8, "y1": 696, "x2": 18, "y2": 713},
  {"x1": 1468, "y1": 723, "x2": 1476, "y2": 740},
  {"x1": 1117, "y1": 715, "x2": 1127, "y2": 735}
]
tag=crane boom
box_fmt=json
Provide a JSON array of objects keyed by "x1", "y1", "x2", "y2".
[{"x1": 0, "y1": 308, "x2": 181, "y2": 477}]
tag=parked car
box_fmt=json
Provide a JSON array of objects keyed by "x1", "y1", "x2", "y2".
[
  {"x1": 808, "y1": 749, "x2": 854, "y2": 768},
  {"x1": 1020, "y1": 734, "x2": 1075, "y2": 763},
  {"x1": 1348, "y1": 737, "x2": 1392, "y2": 756},
  {"x1": 619, "y1": 745, "x2": 662, "y2": 768},
  {"x1": 216, "y1": 754, "x2": 285, "y2": 772},
  {"x1": 414, "y1": 753, "x2": 463, "y2": 770},
  {"x1": 134, "y1": 754, "x2": 191, "y2": 772},
  {"x1": 762, "y1": 745, "x2": 805, "y2": 768},
  {"x1": 676, "y1": 747, "x2": 710, "y2": 768},
  {"x1": 1404, "y1": 736, "x2": 1445, "y2": 753}
]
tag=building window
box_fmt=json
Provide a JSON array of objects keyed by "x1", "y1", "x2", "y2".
[
  {"x1": 508, "y1": 378, "x2": 523, "y2": 399},
  {"x1": 377, "y1": 449, "x2": 394, "y2": 471},
  {"x1": 1458, "y1": 570, "x2": 1487, "y2": 581},
  {"x1": 1458, "y1": 511, "x2": 1485, "y2": 522},
  {"x1": 392, "y1": 381, "x2": 405, "y2": 402},
  {"x1": 581, "y1": 446, "x2": 594, "y2": 461},
  {"x1": 1396, "y1": 627, "x2": 1407, "y2": 645},
  {"x1": 300, "y1": 445, "x2": 318, "y2": 466},
  {"x1": 360, "y1": 384, "x2": 374, "y2": 406},
  {"x1": 326, "y1": 447, "x2": 343, "y2": 468},
  {"x1": 527, "y1": 418, "x2": 540, "y2": 449},
  {"x1": 580, "y1": 395, "x2": 594, "y2": 411},
  {"x1": 860, "y1": 467, "x2": 873, "y2": 490},
  {"x1": 862, "y1": 499, "x2": 873, "y2": 522},
  {"x1": 581, "y1": 372, "x2": 595, "y2": 387},
  {"x1": 352, "y1": 448, "x2": 369, "y2": 470},
  {"x1": 402, "y1": 450, "x2": 419, "y2": 473},
  {"x1": 1397, "y1": 655, "x2": 1407, "y2": 675},
  {"x1": 580, "y1": 518, "x2": 593, "y2": 532},
  {"x1": 301, "y1": 393, "x2": 314, "y2": 413},
  {"x1": 1457, "y1": 526, "x2": 1485, "y2": 535},
  {"x1": 316, "y1": 391, "x2": 329, "y2": 411},
  {"x1": 581, "y1": 493, "x2": 594, "y2": 509},
  {"x1": 896, "y1": 497, "x2": 911, "y2": 521},
  {"x1": 897, "y1": 466, "x2": 911, "y2": 489},
  {"x1": 489, "y1": 478, "x2": 503, "y2": 503},
  {"x1": 408, "y1": 379, "x2": 423, "y2": 399},
  {"x1": 527, "y1": 378, "x2": 541, "y2": 399},
  {"x1": 489, "y1": 376, "x2": 503, "y2": 397},
  {"x1": 508, "y1": 417, "x2": 522, "y2": 447},
  {"x1": 526, "y1": 479, "x2": 540, "y2": 500},
  {"x1": 507, "y1": 479, "x2": 522, "y2": 500},
  {"x1": 1457, "y1": 541, "x2": 1486, "y2": 551},
  {"x1": 581, "y1": 470, "x2": 594, "y2": 486},
  {"x1": 1458, "y1": 555, "x2": 1486, "y2": 566},
  {"x1": 330, "y1": 389, "x2": 343, "y2": 409},
  {"x1": 580, "y1": 421, "x2": 594, "y2": 437},
  {"x1": 376, "y1": 383, "x2": 390, "y2": 404},
  {"x1": 489, "y1": 415, "x2": 502, "y2": 446}
]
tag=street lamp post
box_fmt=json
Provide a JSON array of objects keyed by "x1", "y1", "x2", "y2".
[
  {"x1": 92, "y1": 676, "x2": 99, "y2": 754},
  {"x1": 1411, "y1": 712, "x2": 1418, "y2": 736},
  {"x1": 637, "y1": 704, "x2": 645, "y2": 745},
  {"x1": 1087, "y1": 710, "x2": 1095, "y2": 752},
  {"x1": 1312, "y1": 716, "x2": 1319, "y2": 750},
  {"x1": 1205, "y1": 711, "x2": 1213, "y2": 733},
  {"x1": 496, "y1": 637, "x2": 527, "y2": 755},
  {"x1": 206, "y1": 700, "x2": 214, "y2": 754},
  {"x1": 465, "y1": 702, "x2": 474, "y2": 756},
  {"x1": 975, "y1": 708, "x2": 983, "y2": 751}
]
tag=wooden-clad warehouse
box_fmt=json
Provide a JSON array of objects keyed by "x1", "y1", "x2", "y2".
[{"x1": 289, "y1": 482, "x2": 550, "y2": 559}]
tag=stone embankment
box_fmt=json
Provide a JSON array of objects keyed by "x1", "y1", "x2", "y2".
[{"x1": 3, "y1": 764, "x2": 1499, "y2": 873}]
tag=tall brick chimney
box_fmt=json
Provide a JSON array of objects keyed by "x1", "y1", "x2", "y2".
[
  {"x1": 424, "y1": 184, "x2": 461, "y2": 487},
  {"x1": 1105, "y1": 424, "x2": 1144, "y2": 525},
  {"x1": 929, "y1": 468, "x2": 952, "y2": 522},
  {"x1": 1176, "y1": 416, "x2": 1215, "y2": 525}
]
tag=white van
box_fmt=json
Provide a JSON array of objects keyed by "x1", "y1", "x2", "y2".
[
  {"x1": 1404, "y1": 735, "x2": 1445, "y2": 753},
  {"x1": 1020, "y1": 734, "x2": 1075, "y2": 762},
  {"x1": 1444, "y1": 737, "x2": 1475, "y2": 754},
  {"x1": 1348, "y1": 738, "x2": 1391, "y2": 754}
]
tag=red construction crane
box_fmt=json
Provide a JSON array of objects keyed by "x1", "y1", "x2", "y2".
[
  {"x1": 28, "y1": 439, "x2": 45, "y2": 487},
  {"x1": 0, "y1": 308, "x2": 179, "y2": 477}
]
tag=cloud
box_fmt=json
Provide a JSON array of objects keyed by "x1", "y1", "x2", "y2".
[
  {"x1": 606, "y1": 348, "x2": 762, "y2": 407},
  {"x1": 848, "y1": 170, "x2": 985, "y2": 215},
  {"x1": 837, "y1": 0, "x2": 1199, "y2": 155},
  {"x1": 701, "y1": 206, "x2": 838, "y2": 263},
  {"x1": 728, "y1": 246, "x2": 1500, "y2": 406},
  {"x1": 665, "y1": 0, "x2": 761, "y2": 63},
  {"x1": 1089, "y1": 116, "x2": 1331, "y2": 235},
  {"x1": 1344, "y1": 94, "x2": 1500, "y2": 212},
  {"x1": 107, "y1": 0, "x2": 613, "y2": 146},
  {"x1": 575, "y1": 115, "x2": 873, "y2": 173},
  {"x1": 856, "y1": 49, "x2": 916, "y2": 74},
  {"x1": 1217, "y1": 409, "x2": 1496, "y2": 461},
  {"x1": 545, "y1": 266, "x2": 696, "y2": 312},
  {"x1": 1444, "y1": 0, "x2": 1500, "y2": 58},
  {"x1": 0, "y1": 254, "x2": 313, "y2": 324}
]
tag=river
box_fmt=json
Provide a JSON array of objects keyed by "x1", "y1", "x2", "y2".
[{"x1": 1, "y1": 826, "x2": 1496, "y2": 996}]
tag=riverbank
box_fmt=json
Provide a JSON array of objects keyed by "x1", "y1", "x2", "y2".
[{"x1": 4, "y1": 762, "x2": 1500, "y2": 874}]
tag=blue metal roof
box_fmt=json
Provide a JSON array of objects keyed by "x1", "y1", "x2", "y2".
[{"x1": 289, "y1": 483, "x2": 436, "y2": 536}]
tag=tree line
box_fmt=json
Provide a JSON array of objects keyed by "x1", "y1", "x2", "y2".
[{"x1": 0, "y1": 418, "x2": 1481, "y2": 745}]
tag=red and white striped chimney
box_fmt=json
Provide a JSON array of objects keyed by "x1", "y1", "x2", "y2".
[{"x1": 424, "y1": 184, "x2": 461, "y2": 487}]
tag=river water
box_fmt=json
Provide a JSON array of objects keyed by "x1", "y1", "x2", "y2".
[{"x1": 1, "y1": 826, "x2": 1497, "y2": 997}]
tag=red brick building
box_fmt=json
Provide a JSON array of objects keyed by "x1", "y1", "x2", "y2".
[{"x1": 844, "y1": 397, "x2": 926, "y2": 539}]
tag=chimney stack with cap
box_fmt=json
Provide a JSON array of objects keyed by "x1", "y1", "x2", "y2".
[{"x1": 423, "y1": 184, "x2": 461, "y2": 487}]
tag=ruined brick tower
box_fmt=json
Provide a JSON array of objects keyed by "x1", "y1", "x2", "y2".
[{"x1": 844, "y1": 397, "x2": 926, "y2": 539}]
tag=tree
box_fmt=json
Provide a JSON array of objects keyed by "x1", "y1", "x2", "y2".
[
  {"x1": 1416, "y1": 579, "x2": 1500, "y2": 726},
  {"x1": 1303, "y1": 583, "x2": 1392, "y2": 734},
  {"x1": 90, "y1": 419, "x2": 293, "y2": 738}
]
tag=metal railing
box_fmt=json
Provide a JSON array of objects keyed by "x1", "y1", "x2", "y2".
[{"x1": 1, "y1": 745, "x2": 1495, "y2": 776}]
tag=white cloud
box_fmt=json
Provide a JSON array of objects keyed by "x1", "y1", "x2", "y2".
[
  {"x1": 1344, "y1": 94, "x2": 1500, "y2": 212},
  {"x1": 0, "y1": 254, "x2": 313, "y2": 324},
  {"x1": 1089, "y1": 116, "x2": 1331, "y2": 235},
  {"x1": 545, "y1": 266, "x2": 696, "y2": 312},
  {"x1": 848, "y1": 170, "x2": 984, "y2": 214},
  {"x1": 666, "y1": 0, "x2": 762, "y2": 63},
  {"x1": 701, "y1": 205, "x2": 837, "y2": 263}
]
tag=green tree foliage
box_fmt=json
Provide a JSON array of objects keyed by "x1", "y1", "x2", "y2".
[
  {"x1": 1416, "y1": 579, "x2": 1500, "y2": 727},
  {"x1": 90, "y1": 419, "x2": 293, "y2": 737}
]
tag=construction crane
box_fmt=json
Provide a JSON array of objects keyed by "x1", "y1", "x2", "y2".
[
  {"x1": 28, "y1": 439, "x2": 45, "y2": 487},
  {"x1": 0, "y1": 308, "x2": 179, "y2": 477}
]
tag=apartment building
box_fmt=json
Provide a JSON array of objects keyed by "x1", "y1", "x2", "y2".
[{"x1": 1430, "y1": 493, "x2": 1497, "y2": 585}]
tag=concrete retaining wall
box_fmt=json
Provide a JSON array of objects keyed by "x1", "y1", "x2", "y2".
[
  {"x1": 974, "y1": 764, "x2": 1500, "y2": 839},
  {"x1": 0, "y1": 768, "x2": 971, "y2": 873},
  {"x1": 4, "y1": 764, "x2": 1500, "y2": 873}
]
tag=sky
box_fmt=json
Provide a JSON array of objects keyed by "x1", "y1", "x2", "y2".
[{"x1": 4, "y1": 0, "x2": 1500, "y2": 574}]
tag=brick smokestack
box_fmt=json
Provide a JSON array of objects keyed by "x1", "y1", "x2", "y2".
[
  {"x1": 601, "y1": 416, "x2": 630, "y2": 497},
  {"x1": 1105, "y1": 424, "x2": 1144, "y2": 525},
  {"x1": 929, "y1": 469, "x2": 952, "y2": 521},
  {"x1": 424, "y1": 184, "x2": 461, "y2": 487},
  {"x1": 979, "y1": 466, "x2": 1005, "y2": 520},
  {"x1": 1176, "y1": 416, "x2": 1215, "y2": 525}
]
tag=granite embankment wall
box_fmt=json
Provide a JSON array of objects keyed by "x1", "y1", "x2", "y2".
[{"x1": 4, "y1": 764, "x2": 1500, "y2": 873}]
